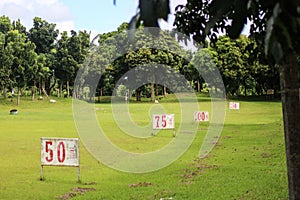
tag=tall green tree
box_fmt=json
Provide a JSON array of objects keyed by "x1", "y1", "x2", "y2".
[
  {"x1": 28, "y1": 17, "x2": 58, "y2": 54},
  {"x1": 55, "y1": 30, "x2": 90, "y2": 98},
  {"x1": 116, "y1": 29, "x2": 187, "y2": 101},
  {"x1": 0, "y1": 16, "x2": 13, "y2": 98},
  {"x1": 28, "y1": 17, "x2": 58, "y2": 96},
  {"x1": 6, "y1": 29, "x2": 37, "y2": 105},
  {"x1": 0, "y1": 15, "x2": 13, "y2": 34},
  {"x1": 13, "y1": 19, "x2": 26, "y2": 35},
  {"x1": 189, "y1": 48, "x2": 215, "y2": 93}
]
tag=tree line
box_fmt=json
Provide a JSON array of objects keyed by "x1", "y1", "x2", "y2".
[
  {"x1": 0, "y1": 15, "x2": 279, "y2": 105},
  {"x1": 0, "y1": 16, "x2": 90, "y2": 105}
]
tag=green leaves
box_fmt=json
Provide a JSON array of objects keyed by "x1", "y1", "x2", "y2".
[
  {"x1": 228, "y1": 0, "x2": 248, "y2": 39},
  {"x1": 28, "y1": 17, "x2": 59, "y2": 54},
  {"x1": 139, "y1": 0, "x2": 159, "y2": 27},
  {"x1": 205, "y1": 0, "x2": 250, "y2": 39},
  {"x1": 264, "y1": 2, "x2": 298, "y2": 64},
  {"x1": 129, "y1": 0, "x2": 170, "y2": 29},
  {"x1": 156, "y1": 0, "x2": 170, "y2": 21},
  {"x1": 205, "y1": 0, "x2": 232, "y2": 35},
  {"x1": 174, "y1": 0, "x2": 300, "y2": 64}
]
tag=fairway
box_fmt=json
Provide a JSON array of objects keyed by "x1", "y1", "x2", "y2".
[{"x1": 0, "y1": 96, "x2": 287, "y2": 199}]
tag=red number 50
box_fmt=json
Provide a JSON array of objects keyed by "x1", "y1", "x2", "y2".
[{"x1": 45, "y1": 141, "x2": 66, "y2": 163}]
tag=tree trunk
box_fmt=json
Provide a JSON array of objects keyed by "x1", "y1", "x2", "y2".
[
  {"x1": 197, "y1": 79, "x2": 201, "y2": 93},
  {"x1": 48, "y1": 79, "x2": 56, "y2": 96},
  {"x1": 59, "y1": 83, "x2": 63, "y2": 98},
  {"x1": 17, "y1": 88, "x2": 21, "y2": 106},
  {"x1": 97, "y1": 88, "x2": 102, "y2": 103},
  {"x1": 3, "y1": 86, "x2": 7, "y2": 99},
  {"x1": 136, "y1": 88, "x2": 141, "y2": 101},
  {"x1": 151, "y1": 82, "x2": 155, "y2": 101},
  {"x1": 31, "y1": 81, "x2": 36, "y2": 101},
  {"x1": 38, "y1": 80, "x2": 42, "y2": 95},
  {"x1": 41, "y1": 81, "x2": 49, "y2": 97},
  {"x1": 11, "y1": 88, "x2": 14, "y2": 102},
  {"x1": 244, "y1": 80, "x2": 247, "y2": 97},
  {"x1": 279, "y1": 51, "x2": 300, "y2": 199},
  {"x1": 88, "y1": 85, "x2": 95, "y2": 102},
  {"x1": 163, "y1": 85, "x2": 167, "y2": 97},
  {"x1": 66, "y1": 80, "x2": 70, "y2": 98}
]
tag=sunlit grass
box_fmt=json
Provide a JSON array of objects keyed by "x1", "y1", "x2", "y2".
[{"x1": 0, "y1": 95, "x2": 287, "y2": 199}]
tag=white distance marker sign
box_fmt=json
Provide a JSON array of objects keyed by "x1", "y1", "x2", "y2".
[
  {"x1": 152, "y1": 114, "x2": 175, "y2": 130},
  {"x1": 229, "y1": 102, "x2": 240, "y2": 110},
  {"x1": 194, "y1": 111, "x2": 209, "y2": 122},
  {"x1": 41, "y1": 138, "x2": 79, "y2": 167}
]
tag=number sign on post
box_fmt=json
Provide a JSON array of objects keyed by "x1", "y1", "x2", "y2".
[
  {"x1": 152, "y1": 114, "x2": 175, "y2": 136},
  {"x1": 194, "y1": 111, "x2": 209, "y2": 122},
  {"x1": 40, "y1": 138, "x2": 80, "y2": 181},
  {"x1": 229, "y1": 102, "x2": 240, "y2": 110}
]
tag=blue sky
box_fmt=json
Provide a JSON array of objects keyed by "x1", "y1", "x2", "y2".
[
  {"x1": 61, "y1": 0, "x2": 139, "y2": 33},
  {"x1": 0, "y1": 0, "x2": 248, "y2": 39},
  {"x1": 0, "y1": 0, "x2": 187, "y2": 39}
]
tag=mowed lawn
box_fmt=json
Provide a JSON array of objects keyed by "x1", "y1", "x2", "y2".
[{"x1": 0, "y1": 96, "x2": 287, "y2": 199}]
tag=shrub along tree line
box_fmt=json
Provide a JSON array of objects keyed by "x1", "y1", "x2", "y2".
[{"x1": 0, "y1": 15, "x2": 278, "y2": 105}]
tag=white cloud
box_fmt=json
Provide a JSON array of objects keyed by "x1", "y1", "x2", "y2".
[
  {"x1": 0, "y1": 0, "x2": 74, "y2": 31},
  {"x1": 56, "y1": 20, "x2": 75, "y2": 33}
]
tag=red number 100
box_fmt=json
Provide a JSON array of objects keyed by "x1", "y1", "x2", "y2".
[
  {"x1": 198, "y1": 112, "x2": 206, "y2": 121},
  {"x1": 45, "y1": 141, "x2": 66, "y2": 163}
]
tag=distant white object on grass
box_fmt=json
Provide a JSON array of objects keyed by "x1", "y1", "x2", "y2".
[
  {"x1": 38, "y1": 96, "x2": 43, "y2": 100},
  {"x1": 154, "y1": 100, "x2": 159, "y2": 104},
  {"x1": 10, "y1": 109, "x2": 18, "y2": 115},
  {"x1": 50, "y1": 99, "x2": 56, "y2": 103}
]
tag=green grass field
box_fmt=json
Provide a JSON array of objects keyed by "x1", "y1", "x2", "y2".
[{"x1": 0, "y1": 95, "x2": 288, "y2": 199}]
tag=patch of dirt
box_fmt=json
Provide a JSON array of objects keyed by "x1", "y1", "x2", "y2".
[
  {"x1": 261, "y1": 153, "x2": 272, "y2": 158},
  {"x1": 180, "y1": 158, "x2": 219, "y2": 185},
  {"x1": 83, "y1": 182, "x2": 97, "y2": 185},
  {"x1": 181, "y1": 169, "x2": 205, "y2": 179},
  {"x1": 128, "y1": 182, "x2": 153, "y2": 187},
  {"x1": 57, "y1": 187, "x2": 96, "y2": 200},
  {"x1": 200, "y1": 153, "x2": 216, "y2": 159},
  {"x1": 212, "y1": 141, "x2": 223, "y2": 146}
]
